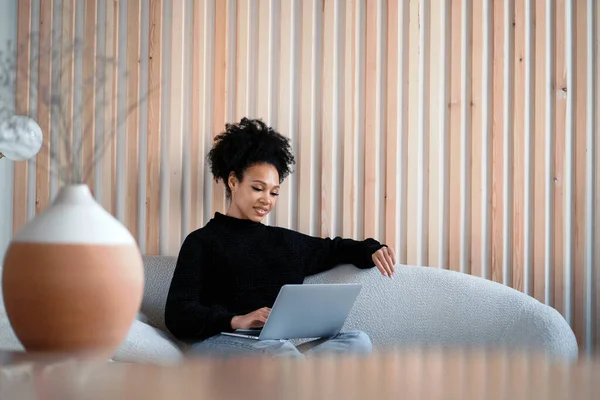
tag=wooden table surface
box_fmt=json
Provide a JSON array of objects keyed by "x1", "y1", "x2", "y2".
[{"x1": 1, "y1": 348, "x2": 599, "y2": 399}]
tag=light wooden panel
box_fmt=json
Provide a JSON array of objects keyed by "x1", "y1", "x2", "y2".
[
  {"x1": 572, "y1": 0, "x2": 588, "y2": 353},
  {"x1": 168, "y1": 0, "x2": 184, "y2": 255},
  {"x1": 513, "y1": 0, "x2": 525, "y2": 292},
  {"x1": 189, "y1": 0, "x2": 204, "y2": 232},
  {"x1": 470, "y1": 0, "x2": 483, "y2": 278},
  {"x1": 594, "y1": 0, "x2": 600, "y2": 353},
  {"x1": 405, "y1": 0, "x2": 419, "y2": 265},
  {"x1": 297, "y1": 0, "x2": 319, "y2": 237},
  {"x1": 447, "y1": 0, "x2": 461, "y2": 274},
  {"x1": 145, "y1": 0, "x2": 163, "y2": 255},
  {"x1": 125, "y1": 0, "x2": 140, "y2": 244},
  {"x1": 276, "y1": 0, "x2": 297, "y2": 231},
  {"x1": 534, "y1": 0, "x2": 547, "y2": 305},
  {"x1": 35, "y1": 0, "x2": 53, "y2": 215},
  {"x1": 321, "y1": 0, "x2": 334, "y2": 238},
  {"x1": 10, "y1": 0, "x2": 600, "y2": 353},
  {"x1": 342, "y1": 0, "x2": 357, "y2": 240},
  {"x1": 81, "y1": 0, "x2": 97, "y2": 191},
  {"x1": 211, "y1": 0, "x2": 227, "y2": 219},
  {"x1": 101, "y1": 0, "x2": 117, "y2": 217},
  {"x1": 363, "y1": 0, "x2": 381, "y2": 242},
  {"x1": 491, "y1": 0, "x2": 504, "y2": 284},
  {"x1": 11, "y1": 0, "x2": 31, "y2": 236},
  {"x1": 554, "y1": 0, "x2": 566, "y2": 326},
  {"x1": 385, "y1": 0, "x2": 400, "y2": 261}
]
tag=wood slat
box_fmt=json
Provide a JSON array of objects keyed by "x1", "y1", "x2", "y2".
[
  {"x1": 376, "y1": 0, "x2": 387, "y2": 244},
  {"x1": 513, "y1": 0, "x2": 526, "y2": 291},
  {"x1": 125, "y1": 0, "x2": 140, "y2": 239},
  {"x1": 321, "y1": 0, "x2": 335, "y2": 238},
  {"x1": 102, "y1": 0, "x2": 118, "y2": 217},
  {"x1": 342, "y1": 0, "x2": 356, "y2": 240},
  {"x1": 405, "y1": 0, "x2": 419, "y2": 264},
  {"x1": 206, "y1": 0, "x2": 219, "y2": 223},
  {"x1": 180, "y1": 0, "x2": 193, "y2": 240},
  {"x1": 256, "y1": 0, "x2": 269, "y2": 122},
  {"x1": 275, "y1": 0, "x2": 295, "y2": 230},
  {"x1": 459, "y1": 0, "x2": 472, "y2": 275},
  {"x1": 534, "y1": 0, "x2": 547, "y2": 303},
  {"x1": 522, "y1": 0, "x2": 535, "y2": 296},
  {"x1": 491, "y1": 0, "x2": 505, "y2": 283},
  {"x1": 60, "y1": 0, "x2": 75, "y2": 186},
  {"x1": 145, "y1": 0, "x2": 163, "y2": 255},
  {"x1": 35, "y1": 0, "x2": 53, "y2": 215},
  {"x1": 267, "y1": 0, "x2": 287, "y2": 228},
  {"x1": 234, "y1": 0, "x2": 249, "y2": 122},
  {"x1": 385, "y1": 0, "x2": 399, "y2": 252},
  {"x1": 573, "y1": 0, "x2": 588, "y2": 350},
  {"x1": 189, "y1": 0, "x2": 204, "y2": 232},
  {"x1": 428, "y1": 0, "x2": 441, "y2": 268},
  {"x1": 503, "y1": 0, "x2": 515, "y2": 287},
  {"x1": 49, "y1": 0, "x2": 63, "y2": 199},
  {"x1": 12, "y1": 0, "x2": 32, "y2": 235},
  {"x1": 470, "y1": 0, "x2": 483, "y2": 277},
  {"x1": 435, "y1": 0, "x2": 451, "y2": 270},
  {"x1": 168, "y1": 0, "x2": 184, "y2": 254},
  {"x1": 312, "y1": 0, "x2": 323, "y2": 238},
  {"x1": 363, "y1": 0, "x2": 378, "y2": 241},
  {"x1": 554, "y1": 0, "x2": 566, "y2": 316},
  {"x1": 416, "y1": 0, "x2": 430, "y2": 267},
  {"x1": 297, "y1": 0, "x2": 317, "y2": 236},
  {"x1": 595, "y1": 0, "x2": 600, "y2": 351},
  {"x1": 256, "y1": 0, "x2": 272, "y2": 226},
  {"x1": 211, "y1": 0, "x2": 228, "y2": 216},
  {"x1": 136, "y1": 0, "x2": 150, "y2": 252},
  {"x1": 247, "y1": 0, "x2": 258, "y2": 120},
  {"x1": 81, "y1": 0, "x2": 96, "y2": 191},
  {"x1": 447, "y1": 0, "x2": 461, "y2": 272}
]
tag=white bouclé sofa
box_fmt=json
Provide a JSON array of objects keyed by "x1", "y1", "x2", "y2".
[{"x1": 0, "y1": 256, "x2": 578, "y2": 364}]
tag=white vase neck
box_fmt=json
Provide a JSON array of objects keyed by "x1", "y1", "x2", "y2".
[
  {"x1": 54, "y1": 184, "x2": 93, "y2": 205},
  {"x1": 11, "y1": 183, "x2": 136, "y2": 245}
]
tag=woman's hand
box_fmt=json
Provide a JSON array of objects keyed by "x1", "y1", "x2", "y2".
[
  {"x1": 230, "y1": 307, "x2": 271, "y2": 330},
  {"x1": 372, "y1": 246, "x2": 396, "y2": 278}
]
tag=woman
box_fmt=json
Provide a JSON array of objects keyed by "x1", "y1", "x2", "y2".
[{"x1": 165, "y1": 118, "x2": 396, "y2": 358}]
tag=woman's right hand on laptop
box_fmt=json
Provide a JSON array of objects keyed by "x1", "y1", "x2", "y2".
[{"x1": 230, "y1": 307, "x2": 271, "y2": 330}]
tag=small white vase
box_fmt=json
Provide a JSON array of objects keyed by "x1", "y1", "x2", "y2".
[{"x1": 2, "y1": 184, "x2": 144, "y2": 356}]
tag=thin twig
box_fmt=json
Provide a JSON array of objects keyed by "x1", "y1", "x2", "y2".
[
  {"x1": 81, "y1": 87, "x2": 154, "y2": 183},
  {"x1": 0, "y1": 33, "x2": 135, "y2": 186}
]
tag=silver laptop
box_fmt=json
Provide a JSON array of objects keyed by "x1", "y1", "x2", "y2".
[{"x1": 221, "y1": 283, "x2": 362, "y2": 341}]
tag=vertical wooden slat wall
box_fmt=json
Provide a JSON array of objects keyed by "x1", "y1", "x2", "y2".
[{"x1": 10, "y1": 0, "x2": 599, "y2": 353}]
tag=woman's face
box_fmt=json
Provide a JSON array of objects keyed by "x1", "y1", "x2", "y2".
[{"x1": 227, "y1": 163, "x2": 280, "y2": 222}]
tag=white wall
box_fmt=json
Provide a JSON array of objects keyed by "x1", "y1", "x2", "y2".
[{"x1": 0, "y1": 0, "x2": 17, "y2": 261}]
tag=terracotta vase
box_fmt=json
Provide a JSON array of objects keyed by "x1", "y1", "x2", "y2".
[{"x1": 1, "y1": 184, "x2": 144, "y2": 356}]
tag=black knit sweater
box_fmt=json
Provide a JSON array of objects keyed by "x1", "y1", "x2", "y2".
[{"x1": 164, "y1": 212, "x2": 385, "y2": 341}]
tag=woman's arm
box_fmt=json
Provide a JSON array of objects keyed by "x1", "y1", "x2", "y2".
[
  {"x1": 164, "y1": 233, "x2": 236, "y2": 341},
  {"x1": 283, "y1": 229, "x2": 390, "y2": 276}
]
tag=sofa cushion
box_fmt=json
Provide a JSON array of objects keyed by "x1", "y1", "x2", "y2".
[
  {"x1": 112, "y1": 319, "x2": 183, "y2": 364},
  {"x1": 0, "y1": 266, "x2": 24, "y2": 352},
  {"x1": 0, "y1": 306, "x2": 22, "y2": 352},
  {"x1": 140, "y1": 256, "x2": 178, "y2": 332}
]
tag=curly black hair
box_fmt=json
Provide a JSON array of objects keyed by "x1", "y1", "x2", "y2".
[{"x1": 207, "y1": 118, "x2": 296, "y2": 197}]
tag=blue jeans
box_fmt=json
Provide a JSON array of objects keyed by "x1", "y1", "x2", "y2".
[{"x1": 188, "y1": 330, "x2": 372, "y2": 358}]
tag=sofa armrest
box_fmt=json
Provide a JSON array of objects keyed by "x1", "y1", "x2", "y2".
[
  {"x1": 500, "y1": 300, "x2": 579, "y2": 361},
  {"x1": 305, "y1": 264, "x2": 578, "y2": 360}
]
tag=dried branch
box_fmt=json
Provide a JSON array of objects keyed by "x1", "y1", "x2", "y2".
[{"x1": 0, "y1": 32, "x2": 146, "y2": 185}]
